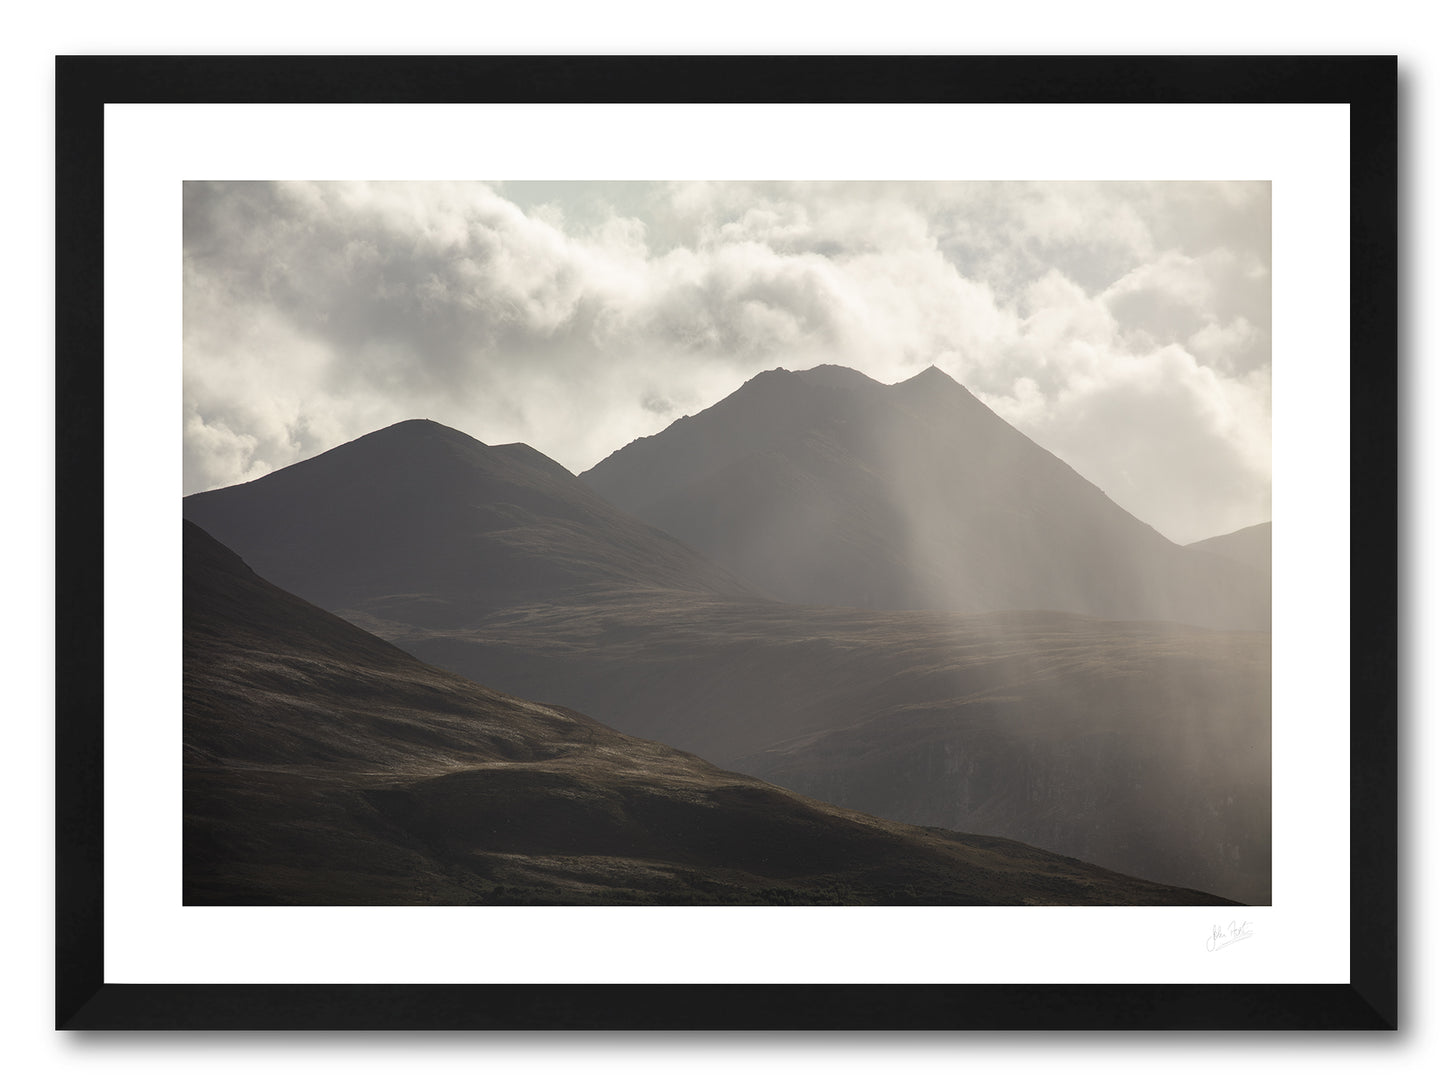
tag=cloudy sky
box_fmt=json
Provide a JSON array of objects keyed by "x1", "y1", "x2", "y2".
[{"x1": 183, "y1": 180, "x2": 1269, "y2": 544}]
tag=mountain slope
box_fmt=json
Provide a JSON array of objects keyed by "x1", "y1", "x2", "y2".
[
  {"x1": 580, "y1": 365, "x2": 1269, "y2": 629},
  {"x1": 183, "y1": 419, "x2": 755, "y2": 624},
  {"x1": 392, "y1": 593, "x2": 1272, "y2": 904},
  {"x1": 183, "y1": 520, "x2": 1229, "y2": 906},
  {"x1": 1188, "y1": 521, "x2": 1272, "y2": 574}
]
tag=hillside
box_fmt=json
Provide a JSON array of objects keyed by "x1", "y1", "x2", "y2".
[
  {"x1": 183, "y1": 520, "x2": 1229, "y2": 906},
  {"x1": 392, "y1": 592, "x2": 1272, "y2": 904},
  {"x1": 1188, "y1": 521, "x2": 1272, "y2": 574}
]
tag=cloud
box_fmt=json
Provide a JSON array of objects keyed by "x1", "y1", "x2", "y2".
[
  {"x1": 982, "y1": 344, "x2": 1271, "y2": 545},
  {"x1": 184, "y1": 180, "x2": 1270, "y2": 541}
]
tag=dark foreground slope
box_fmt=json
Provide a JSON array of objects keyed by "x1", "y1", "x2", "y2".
[
  {"x1": 580, "y1": 365, "x2": 1268, "y2": 630},
  {"x1": 183, "y1": 419, "x2": 755, "y2": 624},
  {"x1": 184, "y1": 521, "x2": 1228, "y2": 906}
]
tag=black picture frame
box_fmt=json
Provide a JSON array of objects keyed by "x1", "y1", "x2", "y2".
[{"x1": 55, "y1": 55, "x2": 1398, "y2": 1030}]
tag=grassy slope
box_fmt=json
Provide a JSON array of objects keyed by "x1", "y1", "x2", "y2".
[
  {"x1": 385, "y1": 591, "x2": 1271, "y2": 903},
  {"x1": 184, "y1": 521, "x2": 1231, "y2": 906}
]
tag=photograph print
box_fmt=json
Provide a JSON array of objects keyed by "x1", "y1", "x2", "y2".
[{"x1": 182, "y1": 179, "x2": 1271, "y2": 908}]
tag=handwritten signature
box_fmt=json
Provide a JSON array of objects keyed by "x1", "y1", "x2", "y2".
[{"x1": 1205, "y1": 920, "x2": 1254, "y2": 952}]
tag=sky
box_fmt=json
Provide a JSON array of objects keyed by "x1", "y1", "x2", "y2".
[{"x1": 184, "y1": 179, "x2": 1270, "y2": 544}]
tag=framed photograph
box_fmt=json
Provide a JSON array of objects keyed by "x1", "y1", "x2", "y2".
[{"x1": 56, "y1": 56, "x2": 1396, "y2": 1029}]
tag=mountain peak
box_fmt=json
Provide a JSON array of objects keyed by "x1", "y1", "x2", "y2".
[
  {"x1": 379, "y1": 417, "x2": 471, "y2": 435},
  {"x1": 743, "y1": 364, "x2": 882, "y2": 392},
  {"x1": 794, "y1": 364, "x2": 885, "y2": 390},
  {"x1": 895, "y1": 364, "x2": 961, "y2": 390},
  {"x1": 357, "y1": 418, "x2": 485, "y2": 448},
  {"x1": 889, "y1": 365, "x2": 997, "y2": 420},
  {"x1": 335, "y1": 421, "x2": 573, "y2": 485}
]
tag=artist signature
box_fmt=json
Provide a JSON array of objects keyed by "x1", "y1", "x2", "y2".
[{"x1": 1205, "y1": 920, "x2": 1254, "y2": 952}]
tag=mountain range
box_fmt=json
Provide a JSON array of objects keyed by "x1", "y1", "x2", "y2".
[{"x1": 184, "y1": 364, "x2": 1271, "y2": 903}]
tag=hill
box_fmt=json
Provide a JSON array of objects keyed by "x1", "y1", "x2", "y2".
[
  {"x1": 1187, "y1": 521, "x2": 1272, "y2": 574},
  {"x1": 394, "y1": 592, "x2": 1271, "y2": 904},
  {"x1": 183, "y1": 520, "x2": 1229, "y2": 906}
]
